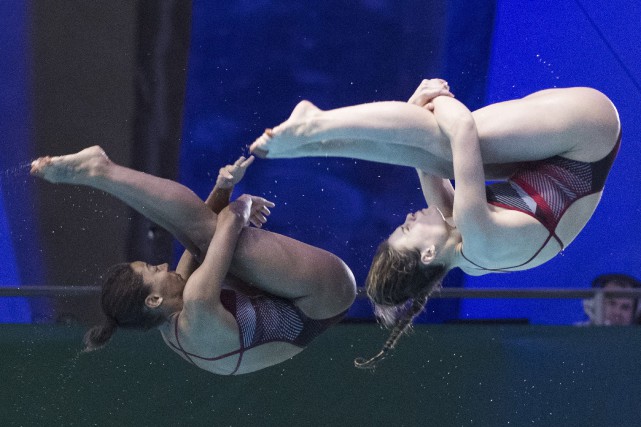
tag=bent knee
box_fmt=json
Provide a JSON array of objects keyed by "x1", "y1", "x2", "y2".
[
  {"x1": 325, "y1": 258, "x2": 357, "y2": 312},
  {"x1": 299, "y1": 257, "x2": 356, "y2": 319},
  {"x1": 589, "y1": 89, "x2": 620, "y2": 138},
  {"x1": 534, "y1": 87, "x2": 620, "y2": 158},
  {"x1": 564, "y1": 87, "x2": 620, "y2": 133},
  {"x1": 571, "y1": 87, "x2": 621, "y2": 153}
]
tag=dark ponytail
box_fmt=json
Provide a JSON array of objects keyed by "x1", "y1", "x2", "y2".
[
  {"x1": 83, "y1": 317, "x2": 118, "y2": 352},
  {"x1": 82, "y1": 263, "x2": 164, "y2": 352}
]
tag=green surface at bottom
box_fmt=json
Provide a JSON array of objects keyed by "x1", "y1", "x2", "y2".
[{"x1": 0, "y1": 324, "x2": 639, "y2": 426}]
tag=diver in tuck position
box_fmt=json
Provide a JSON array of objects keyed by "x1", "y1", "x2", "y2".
[
  {"x1": 250, "y1": 79, "x2": 621, "y2": 368},
  {"x1": 31, "y1": 149, "x2": 356, "y2": 375}
]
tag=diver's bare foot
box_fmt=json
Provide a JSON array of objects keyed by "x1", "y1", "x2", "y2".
[
  {"x1": 249, "y1": 100, "x2": 321, "y2": 158},
  {"x1": 30, "y1": 145, "x2": 111, "y2": 184}
]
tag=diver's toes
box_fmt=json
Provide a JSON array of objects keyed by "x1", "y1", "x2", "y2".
[{"x1": 30, "y1": 157, "x2": 48, "y2": 175}]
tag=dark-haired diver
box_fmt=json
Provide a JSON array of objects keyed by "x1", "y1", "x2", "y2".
[
  {"x1": 31, "y1": 148, "x2": 355, "y2": 375},
  {"x1": 250, "y1": 80, "x2": 620, "y2": 368}
]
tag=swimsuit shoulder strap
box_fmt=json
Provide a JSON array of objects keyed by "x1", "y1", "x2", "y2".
[
  {"x1": 460, "y1": 232, "x2": 562, "y2": 272},
  {"x1": 172, "y1": 312, "x2": 198, "y2": 366},
  {"x1": 165, "y1": 304, "x2": 245, "y2": 375}
]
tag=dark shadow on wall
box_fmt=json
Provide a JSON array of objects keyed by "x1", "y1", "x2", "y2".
[
  {"x1": 27, "y1": 1, "x2": 192, "y2": 324},
  {"x1": 127, "y1": 0, "x2": 192, "y2": 266}
]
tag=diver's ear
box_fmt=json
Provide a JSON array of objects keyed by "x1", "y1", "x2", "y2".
[
  {"x1": 145, "y1": 294, "x2": 163, "y2": 309},
  {"x1": 420, "y1": 245, "x2": 437, "y2": 265}
]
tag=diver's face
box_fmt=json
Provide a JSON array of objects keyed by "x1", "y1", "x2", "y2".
[
  {"x1": 387, "y1": 208, "x2": 450, "y2": 255},
  {"x1": 130, "y1": 261, "x2": 186, "y2": 299}
]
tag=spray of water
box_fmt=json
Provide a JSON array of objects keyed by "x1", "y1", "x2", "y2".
[
  {"x1": 1, "y1": 162, "x2": 32, "y2": 175},
  {"x1": 0, "y1": 162, "x2": 32, "y2": 186}
]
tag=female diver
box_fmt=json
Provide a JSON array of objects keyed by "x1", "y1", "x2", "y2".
[
  {"x1": 249, "y1": 79, "x2": 620, "y2": 368},
  {"x1": 31, "y1": 148, "x2": 356, "y2": 375}
]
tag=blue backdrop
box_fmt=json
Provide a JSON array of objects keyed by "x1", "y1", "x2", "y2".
[
  {"x1": 179, "y1": 0, "x2": 641, "y2": 325},
  {"x1": 461, "y1": 0, "x2": 641, "y2": 324},
  {"x1": 1, "y1": 0, "x2": 639, "y2": 325},
  {"x1": 178, "y1": 0, "x2": 482, "y2": 323},
  {"x1": 0, "y1": 2, "x2": 33, "y2": 322}
]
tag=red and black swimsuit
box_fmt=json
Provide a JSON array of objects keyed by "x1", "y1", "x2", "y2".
[
  {"x1": 461, "y1": 133, "x2": 620, "y2": 272},
  {"x1": 167, "y1": 289, "x2": 346, "y2": 375}
]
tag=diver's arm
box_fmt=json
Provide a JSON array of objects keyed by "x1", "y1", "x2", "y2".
[
  {"x1": 409, "y1": 79, "x2": 456, "y2": 216},
  {"x1": 182, "y1": 198, "x2": 249, "y2": 311},
  {"x1": 176, "y1": 156, "x2": 254, "y2": 279},
  {"x1": 431, "y1": 97, "x2": 492, "y2": 238}
]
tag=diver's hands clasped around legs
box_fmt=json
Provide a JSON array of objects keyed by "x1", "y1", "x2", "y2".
[
  {"x1": 245, "y1": 194, "x2": 275, "y2": 228},
  {"x1": 230, "y1": 194, "x2": 275, "y2": 228},
  {"x1": 407, "y1": 78, "x2": 455, "y2": 111},
  {"x1": 249, "y1": 100, "x2": 321, "y2": 159},
  {"x1": 30, "y1": 145, "x2": 111, "y2": 185}
]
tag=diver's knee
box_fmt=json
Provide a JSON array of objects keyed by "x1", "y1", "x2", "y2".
[{"x1": 324, "y1": 257, "x2": 356, "y2": 311}]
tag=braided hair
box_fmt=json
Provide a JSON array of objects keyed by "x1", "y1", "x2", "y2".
[
  {"x1": 354, "y1": 294, "x2": 430, "y2": 369},
  {"x1": 355, "y1": 241, "x2": 447, "y2": 369}
]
